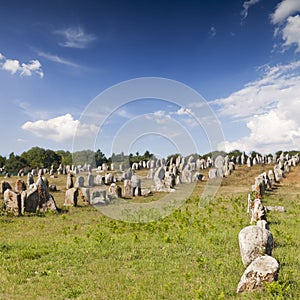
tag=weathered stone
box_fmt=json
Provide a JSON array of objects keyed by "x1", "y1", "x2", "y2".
[
  {"x1": 108, "y1": 183, "x2": 122, "y2": 198},
  {"x1": 250, "y1": 198, "x2": 266, "y2": 224},
  {"x1": 1, "y1": 181, "x2": 12, "y2": 194},
  {"x1": 208, "y1": 168, "x2": 217, "y2": 179},
  {"x1": 124, "y1": 179, "x2": 132, "y2": 197},
  {"x1": 66, "y1": 173, "x2": 74, "y2": 189},
  {"x1": 265, "y1": 206, "x2": 285, "y2": 212},
  {"x1": 95, "y1": 174, "x2": 104, "y2": 185},
  {"x1": 91, "y1": 190, "x2": 106, "y2": 205},
  {"x1": 24, "y1": 185, "x2": 39, "y2": 212},
  {"x1": 236, "y1": 256, "x2": 280, "y2": 293},
  {"x1": 181, "y1": 169, "x2": 192, "y2": 183},
  {"x1": 80, "y1": 187, "x2": 90, "y2": 203},
  {"x1": 27, "y1": 173, "x2": 34, "y2": 186},
  {"x1": 75, "y1": 176, "x2": 85, "y2": 187},
  {"x1": 3, "y1": 189, "x2": 24, "y2": 215},
  {"x1": 105, "y1": 173, "x2": 114, "y2": 185},
  {"x1": 87, "y1": 173, "x2": 94, "y2": 187},
  {"x1": 65, "y1": 187, "x2": 79, "y2": 206},
  {"x1": 238, "y1": 224, "x2": 273, "y2": 267}
]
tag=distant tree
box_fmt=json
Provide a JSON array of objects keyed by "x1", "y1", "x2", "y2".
[
  {"x1": 202, "y1": 150, "x2": 227, "y2": 160},
  {"x1": 143, "y1": 150, "x2": 153, "y2": 160},
  {"x1": 0, "y1": 154, "x2": 6, "y2": 168},
  {"x1": 72, "y1": 149, "x2": 96, "y2": 167},
  {"x1": 250, "y1": 151, "x2": 262, "y2": 158},
  {"x1": 56, "y1": 150, "x2": 72, "y2": 166},
  {"x1": 21, "y1": 147, "x2": 61, "y2": 169},
  {"x1": 228, "y1": 149, "x2": 243, "y2": 157},
  {"x1": 95, "y1": 149, "x2": 108, "y2": 166},
  {"x1": 5, "y1": 152, "x2": 28, "y2": 174}
]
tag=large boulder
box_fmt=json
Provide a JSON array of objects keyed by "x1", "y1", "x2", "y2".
[
  {"x1": 237, "y1": 256, "x2": 280, "y2": 293},
  {"x1": 24, "y1": 182, "x2": 58, "y2": 212},
  {"x1": 238, "y1": 222, "x2": 273, "y2": 267}
]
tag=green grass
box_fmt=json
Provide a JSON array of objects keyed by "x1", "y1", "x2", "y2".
[{"x1": 0, "y1": 166, "x2": 299, "y2": 299}]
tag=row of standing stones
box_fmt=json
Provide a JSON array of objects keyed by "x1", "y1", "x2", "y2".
[
  {"x1": 236, "y1": 154, "x2": 299, "y2": 293},
  {"x1": 2, "y1": 152, "x2": 299, "y2": 215},
  {"x1": 64, "y1": 152, "x2": 300, "y2": 206}
]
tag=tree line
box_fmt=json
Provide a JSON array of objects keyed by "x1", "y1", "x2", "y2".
[
  {"x1": 0, "y1": 147, "x2": 298, "y2": 176},
  {"x1": 0, "y1": 147, "x2": 154, "y2": 175}
]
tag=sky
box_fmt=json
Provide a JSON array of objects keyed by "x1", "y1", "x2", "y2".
[{"x1": 1, "y1": 0, "x2": 300, "y2": 158}]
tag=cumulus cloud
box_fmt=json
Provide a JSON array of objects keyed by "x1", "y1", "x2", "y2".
[
  {"x1": 0, "y1": 53, "x2": 43, "y2": 78},
  {"x1": 215, "y1": 61, "x2": 300, "y2": 153},
  {"x1": 241, "y1": 0, "x2": 261, "y2": 20},
  {"x1": 175, "y1": 107, "x2": 192, "y2": 115},
  {"x1": 270, "y1": 0, "x2": 300, "y2": 53},
  {"x1": 282, "y1": 15, "x2": 300, "y2": 52},
  {"x1": 2, "y1": 59, "x2": 20, "y2": 74},
  {"x1": 21, "y1": 114, "x2": 98, "y2": 142},
  {"x1": 55, "y1": 27, "x2": 96, "y2": 49},
  {"x1": 271, "y1": 0, "x2": 300, "y2": 24}
]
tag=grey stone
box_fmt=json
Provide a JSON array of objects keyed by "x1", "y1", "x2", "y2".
[
  {"x1": 236, "y1": 256, "x2": 280, "y2": 293},
  {"x1": 238, "y1": 224, "x2": 273, "y2": 267},
  {"x1": 65, "y1": 187, "x2": 79, "y2": 206}
]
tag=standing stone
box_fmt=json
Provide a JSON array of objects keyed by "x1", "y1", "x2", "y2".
[
  {"x1": 80, "y1": 187, "x2": 90, "y2": 203},
  {"x1": 238, "y1": 223, "x2": 274, "y2": 267},
  {"x1": 124, "y1": 179, "x2": 132, "y2": 197},
  {"x1": 181, "y1": 169, "x2": 192, "y2": 183},
  {"x1": 105, "y1": 173, "x2": 114, "y2": 185},
  {"x1": 208, "y1": 168, "x2": 217, "y2": 179},
  {"x1": 95, "y1": 174, "x2": 104, "y2": 185},
  {"x1": 131, "y1": 174, "x2": 141, "y2": 196},
  {"x1": 15, "y1": 179, "x2": 26, "y2": 193},
  {"x1": 87, "y1": 173, "x2": 94, "y2": 187},
  {"x1": 76, "y1": 176, "x2": 85, "y2": 187},
  {"x1": 147, "y1": 168, "x2": 154, "y2": 179},
  {"x1": 27, "y1": 173, "x2": 34, "y2": 186},
  {"x1": 66, "y1": 173, "x2": 74, "y2": 189},
  {"x1": 108, "y1": 183, "x2": 122, "y2": 198},
  {"x1": 236, "y1": 256, "x2": 280, "y2": 293},
  {"x1": 153, "y1": 167, "x2": 165, "y2": 188},
  {"x1": 65, "y1": 187, "x2": 78, "y2": 206},
  {"x1": 3, "y1": 189, "x2": 24, "y2": 215},
  {"x1": 247, "y1": 157, "x2": 252, "y2": 167}
]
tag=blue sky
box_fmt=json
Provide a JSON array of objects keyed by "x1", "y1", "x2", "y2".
[{"x1": 1, "y1": 0, "x2": 300, "y2": 158}]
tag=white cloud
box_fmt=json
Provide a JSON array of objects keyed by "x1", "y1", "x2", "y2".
[
  {"x1": 215, "y1": 60, "x2": 300, "y2": 153},
  {"x1": 282, "y1": 15, "x2": 300, "y2": 52},
  {"x1": 38, "y1": 51, "x2": 79, "y2": 68},
  {"x1": 0, "y1": 53, "x2": 43, "y2": 78},
  {"x1": 2, "y1": 59, "x2": 20, "y2": 74},
  {"x1": 175, "y1": 107, "x2": 192, "y2": 115},
  {"x1": 241, "y1": 0, "x2": 261, "y2": 20},
  {"x1": 271, "y1": 0, "x2": 300, "y2": 24},
  {"x1": 55, "y1": 27, "x2": 96, "y2": 49},
  {"x1": 21, "y1": 114, "x2": 98, "y2": 142}
]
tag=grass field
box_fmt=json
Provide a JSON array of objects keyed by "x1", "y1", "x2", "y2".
[{"x1": 0, "y1": 164, "x2": 299, "y2": 299}]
